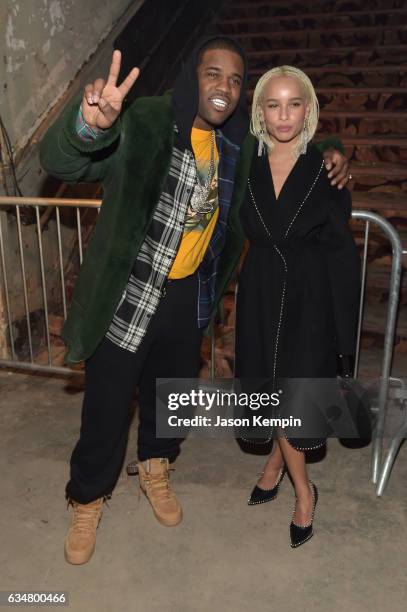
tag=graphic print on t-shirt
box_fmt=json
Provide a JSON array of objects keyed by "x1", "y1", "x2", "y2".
[{"x1": 168, "y1": 127, "x2": 220, "y2": 279}]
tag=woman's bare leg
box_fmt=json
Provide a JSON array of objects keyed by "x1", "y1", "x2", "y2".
[
  {"x1": 257, "y1": 440, "x2": 285, "y2": 489},
  {"x1": 277, "y1": 435, "x2": 313, "y2": 525}
]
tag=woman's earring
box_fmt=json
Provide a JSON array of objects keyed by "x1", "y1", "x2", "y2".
[
  {"x1": 299, "y1": 118, "x2": 308, "y2": 155},
  {"x1": 258, "y1": 120, "x2": 265, "y2": 157}
]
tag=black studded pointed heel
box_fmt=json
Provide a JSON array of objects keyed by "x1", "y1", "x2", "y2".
[
  {"x1": 247, "y1": 467, "x2": 286, "y2": 506},
  {"x1": 289, "y1": 481, "x2": 318, "y2": 548}
]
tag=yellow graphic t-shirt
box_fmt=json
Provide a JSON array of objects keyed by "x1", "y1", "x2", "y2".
[{"x1": 168, "y1": 127, "x2": 219, "y2": 279}]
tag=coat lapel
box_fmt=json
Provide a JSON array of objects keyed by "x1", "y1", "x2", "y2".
[
  {"x1": 247, "y1": 144, "x2": 325, "y2": 241},
  {"x1": 110, "y1": 96, "x2": 175, "y2": 261},
  {"x1": 273, "y1": 144, "x2": 325, "y2": 240}
]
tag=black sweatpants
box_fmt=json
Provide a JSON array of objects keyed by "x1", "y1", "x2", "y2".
[{"x1": 65, "y1": 273, "x2": 203, "y2": 504}]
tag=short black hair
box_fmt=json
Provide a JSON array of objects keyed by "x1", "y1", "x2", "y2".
[{"x1": 197, "y1": 37, "x2": 246, "y2": 67}]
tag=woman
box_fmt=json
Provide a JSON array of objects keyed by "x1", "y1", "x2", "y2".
[{"x1": 234, "y1": 66, "x2": 360, "y2": 548}]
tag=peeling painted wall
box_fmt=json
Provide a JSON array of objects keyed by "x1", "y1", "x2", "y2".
[
  {"x1": 0, "y1": 0, "x2": 136, "y2": 361},
  {"x1": 0, "y1": 0, "x2": 134, "y2": 154}
]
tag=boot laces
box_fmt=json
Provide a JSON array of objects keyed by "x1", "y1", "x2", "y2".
[
  {"x1": 71, "y1": 500, "x2": 103, "y2": 534},
  {"x1": 147, "y1": 467, "x2": 174, "y2": 500}
]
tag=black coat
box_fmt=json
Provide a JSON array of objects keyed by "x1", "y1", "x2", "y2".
[{"x1": 234, "y1": 144, "x2": 361, "y2": 449}]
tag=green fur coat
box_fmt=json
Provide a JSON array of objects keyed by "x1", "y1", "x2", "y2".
[{"x1": 40, "y1": 94, "x2": 253, "y2": 363}]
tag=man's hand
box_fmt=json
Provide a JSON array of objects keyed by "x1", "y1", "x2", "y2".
[
  {"x1": 323, "y1": 148, "x2": 351, "y2": 190},
  {"x1": 82, "y1": 50, "x2": 140, "y2": 130}
]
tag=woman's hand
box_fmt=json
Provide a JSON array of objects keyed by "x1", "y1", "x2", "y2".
[
  {"x1": 81, "y1": 50, "x2": 140, "y2": 130},
  {"x1": 323, "y1": 149, "x2": 351, "y2": 190}
]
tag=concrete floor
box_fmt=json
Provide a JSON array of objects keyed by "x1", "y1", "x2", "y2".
[{"x1": 0, "y1": 368, "x2": 406, "y2": 612}]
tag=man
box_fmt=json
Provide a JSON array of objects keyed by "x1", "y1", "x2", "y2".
[{"x1": 40, "y1": 35, "x2": 349, "y2": 565}]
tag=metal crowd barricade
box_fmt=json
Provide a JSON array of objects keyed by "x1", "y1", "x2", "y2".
[
  {"x1": 350, "y1": 211, "x2": 403, "y2": 496},
  {"x1": 376, "y1": 376, "x2": 407, "y2": 496},
  {"x1": 210, "y1": 210, "x2": 403, "y2": 497},
  {"x1": 0, "y1": 196, "x2": 101, "y2": 375}
]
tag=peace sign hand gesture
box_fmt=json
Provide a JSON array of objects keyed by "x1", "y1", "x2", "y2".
[{"x1": 82, "y1": 50, "x2": 140, "y2": 130}]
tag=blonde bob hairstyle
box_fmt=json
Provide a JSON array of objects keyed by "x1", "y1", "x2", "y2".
[{"x1": 250, "y1": 65, "x2": 319, "y2": 156}]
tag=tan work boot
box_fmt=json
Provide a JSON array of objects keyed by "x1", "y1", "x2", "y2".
[
  {"x1": 64, "y1": 497, "x2": 104, "y2": 565},
  {"x1": 138, "y1": 458, "x2": 182, "y2": 526}
]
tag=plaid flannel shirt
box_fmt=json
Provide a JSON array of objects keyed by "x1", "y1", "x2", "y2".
[{"x1": 76, "y1": 107, "x2": 240, "y2": 353}]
